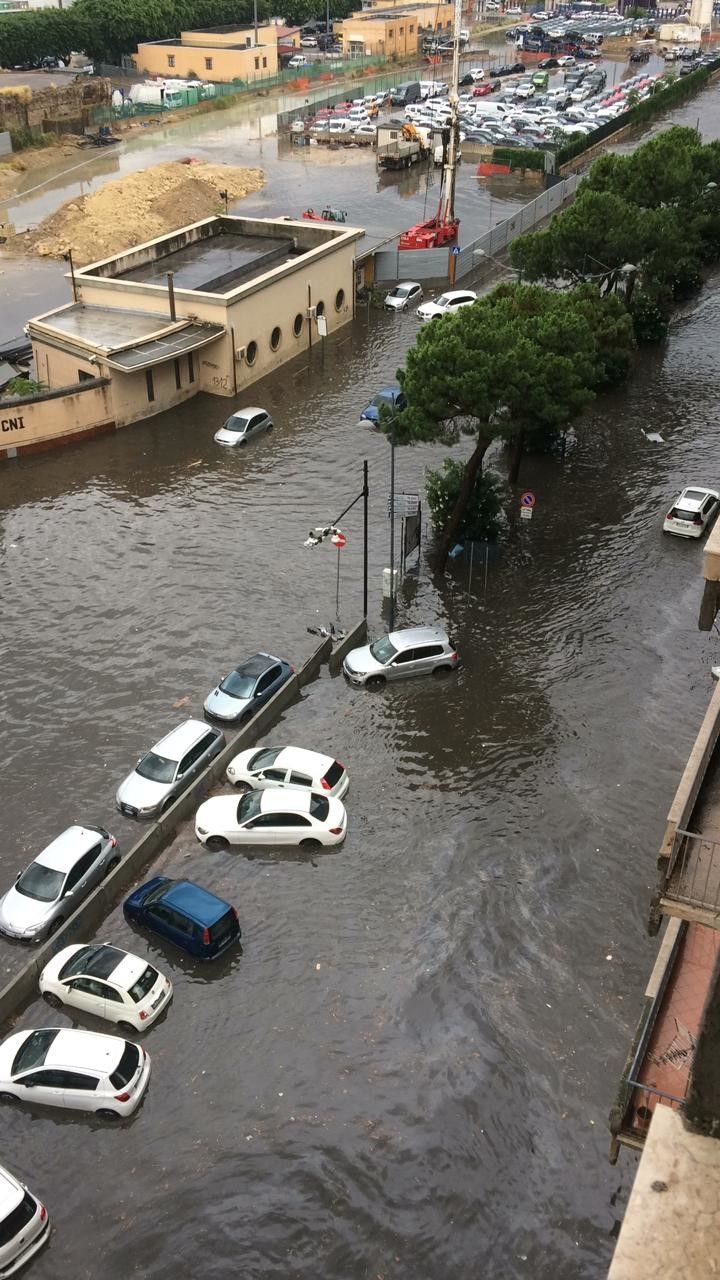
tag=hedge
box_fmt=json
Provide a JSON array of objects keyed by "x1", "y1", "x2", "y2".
[{"x1": 492, "y1": 145, "x2": 546, "y2": 171}]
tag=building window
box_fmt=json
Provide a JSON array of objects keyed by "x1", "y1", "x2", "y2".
[
  {"x1": 270, "y1": 326, "x2": 282, "y2": 351},
  {"x1": 399, "y1": 26, "x2": 404, "y2": 34},
  {"x1": 316, "y1": 300, "x2": 325, "y2": 317},
  {"x1": 167, "y1": 54, "x2": 175, "y2": 68},
  {"x1": 78, "y1": 369, "x2": 93, "y2": 382},
  {"x1": 388, "y1": 27, "x2": 393, "y2": 36},
  {"x1": 187, "y1": 352, "x2": 195, "y2": 382},
  {"x1": 262, "y1": 56, "x2": 267, "y2": 67},
  {"x1": 246, "y1": 36, "x2": 251, "y2": 46},
  {"x1": 246, "y1": 340, "x2": 258, "y2": 365},
  {"x1": 254, "y1": 56, "x2": 260, "y2": 69},
  {"x1": 174, "y1": 358, "x2": 181, "y2": 390},
  {"x1": 293, "y1": 312, "x2": 303, "y2": 337},
  {"x1": 145, "y1": 369, "x2": 155, "y2": 402},
  {"x1": 335, "y1": 288, "x2": 345, "y2": 311},
  {"x1": 409, "y1": 23, "x2": 414, "y2": 32},
  {"x1": 204, "y1": 57, "x2": 213, "y2": 71}
]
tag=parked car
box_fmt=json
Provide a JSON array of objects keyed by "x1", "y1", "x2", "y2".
[
  {"x1": 538, "y1": 56, "x2": 560, "y2": 68},
  {"x1": 116, "y1": 720, "x2": 225, "y2": 820},
  {"x1": 360, "y1": 384, "x2": 407, "y2": 424},
  {"x1": 226, "y1": 745, "x2": 349, "y2": 798},
  {"x1": 417, "y1": 290, "x2": 477, "y2": 321},
  {"x1": 39, "y1": 943, "x2": 173, "y2": 1033},
  {"x1": 0, "y1": 826, "x2": 119, "y2": 943},
  {"x1": 124, "y1": 877, "x2": 241, "y2": 959},
  {"x1": 473, "y1": 82, "x2": 493, "y2": 97},
  {"x1": 0, "y1": 1027, "x2": 151, "y2": 1119},
  {"x1": 342, "y1": 625, "x2": 459, "y2": 687},
  {"x1": 195, "y1": 787, "x2": 348, "y2": 850},
  {"x1": 0, "y1": 1163, "x2": 50, "y2": 1276},
  {"x1": 299, "y1": 35, "x2": 317, "y2": 46},
  {"x1": 204, "y1": 652, "x2": 294, "y2": 723},
  {"x1": 214, "y1": 406, "x2": 273, "y2": 446},
  {"x1": 663, "y1": 486, "x2": 720, "y2": 538},
  {"x1": 384, "y1": 281, "x2": 423, "y2": 312},
  {"x1": 287, "y1": 54, "x2": 309, "y2": 67}
]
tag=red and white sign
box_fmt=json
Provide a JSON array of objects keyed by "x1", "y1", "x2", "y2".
[{"x1": 331, "y1": 531, "x2": 347, "y2": 548}]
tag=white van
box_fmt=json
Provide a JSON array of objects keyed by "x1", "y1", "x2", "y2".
[
  {"x1": 472, "y1": 100, "x2": 512, "y2": 118},
  {"x1": 0, "y1": 1165, "x2": 50, "y2": 1276}
]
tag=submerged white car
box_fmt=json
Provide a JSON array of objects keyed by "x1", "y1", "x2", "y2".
[
  {"x1": 214, "y1": 406, "x2": 273, "y2": 447},
  {"x1": 195, "y1": 787, "x2": 347, "y2": 849},
  {"x1": 39, "y1": 942, "x2": 173, "y2": 1032},
  {"x1": 0, "y1": 1164, "x2": 50, "y2": 1277},
  {"x1": 226, "y1": 745, "x2": 349, "y2": 798},
  {"x1": 0, "y1": 1027, "x2": 151, "y2": 1119},
  {"x1": 384, "y1": 281, "x2": 423, "y2": 312},
  {"x1": 417, "y1": 290, "x2": 477, "y2": 321},
  {"x1": 663, "y1": 486, "x2": 720, "y2": 538}
]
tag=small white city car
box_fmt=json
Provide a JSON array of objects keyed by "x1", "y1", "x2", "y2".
[
  {"x1": 39, "y1": 943, "x2": 172, "y2": 1033},
  {"x1": 0, "y1": 1164, "x2": 50, "y2": 1278},
  {"x1": 214, "y1": 406, "x2": 273, "y2": 447},
  {"x1": 384, "y1": 281, "x2": 424, "y2": 312},
  {"x1": 226, "y1": 745, "x2": 349, "y2": 798},
  {"x1": 417, "y1": 289, "x2": 477, "y2": 321},
  {"x1": 195, "y1": 787, "x2": 347, "y2": 849},
  {"x1": 663, "y1": 486, "x2": 720, "y2": 538},
  {"x1": 0, "y1": 1027, "x2": 151, "y2": 1119}
]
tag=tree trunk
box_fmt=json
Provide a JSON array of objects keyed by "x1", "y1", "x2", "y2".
[
  {"x1": 508, "y1": 429, "x2": 525, "y2": 486},
  {"x1": 436, "y1": 433, "x2": 490, "y2": 572}
]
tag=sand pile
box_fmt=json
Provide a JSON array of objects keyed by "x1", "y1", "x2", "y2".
[{"x1": 22, "y1": 161, "x2": 264, "y2": 263}]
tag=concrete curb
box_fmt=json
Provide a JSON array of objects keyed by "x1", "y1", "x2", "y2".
[
  {"x1": 328, "y1": 619, "x2": 367, "y2": 676},
  {"x1": 0, "y1": 637, "x2": 336, "y2": 1031}
]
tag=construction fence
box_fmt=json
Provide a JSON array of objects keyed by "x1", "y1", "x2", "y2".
[{"x1": 371, "y1": 172, "x2": 581, "y2": 284}]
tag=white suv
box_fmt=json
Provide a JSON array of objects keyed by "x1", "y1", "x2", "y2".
[{"x1": 0, "y1": 1165, "x2": 50, "y2": 1277}]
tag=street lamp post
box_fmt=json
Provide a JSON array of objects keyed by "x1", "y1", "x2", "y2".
[{"x1": 389, "y1": 423, "x2": 396, "y2": 630}]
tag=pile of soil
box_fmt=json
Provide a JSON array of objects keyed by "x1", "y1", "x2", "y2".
[{"x1": 19, "y1": 160, "x2": 264, "y2": 263}]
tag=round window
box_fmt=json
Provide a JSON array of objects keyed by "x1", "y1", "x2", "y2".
[
  {"x1": 335, "y1": 288, "x2": 345, "y2": 312},
  {"x1": 316, "y1": 300, "x2": 325, "y2": 318},
  {"x1": 293, "y1": 312, "x2": 303, "y2": 337},
  {"x1": 246, "y1": 340, "x2": 257, "y2": 365},
  {"x1": 270, "y1": 326, "x2": 281, "y2": 351}
]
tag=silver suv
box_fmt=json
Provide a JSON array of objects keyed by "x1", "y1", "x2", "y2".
[
  {"x1": 0, "y1": 825, "x2": 119, "y2": 942},
  {"x1": 343, "y1": 626, "x2": 459, "y2": 687},
  {"x1": 116, "y1": 719, "x2": 225, "y2": 820}
]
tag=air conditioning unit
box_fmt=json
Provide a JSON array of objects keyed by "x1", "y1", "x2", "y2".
[
  {"x1": 235, "y1": 346, "x2": 246, "y2": 360},
  {"x1": 305, "y1": 305, "x2": 317, "y2": 319}
]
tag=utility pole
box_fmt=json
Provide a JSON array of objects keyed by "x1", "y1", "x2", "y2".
[
  {"x1": 389, "y1": 423, "x2": 396, "y2": 631},
  {"x1": 253, "y1": 0, "x2": 258, "y2": 46}
]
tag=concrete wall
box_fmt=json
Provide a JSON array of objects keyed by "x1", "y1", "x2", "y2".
[
  {"x1": 328, "y1": 618, "x2": 367, "y2": 675},
  {"x1": 0, "y1": 635, "x2": 340, "y2": 1031},
  {"x1": 0, "y1": 376, "x2": 113, "y2": 459},
  {"x1": 0, "y1": 78, "x2": 110, "y2": 136}
]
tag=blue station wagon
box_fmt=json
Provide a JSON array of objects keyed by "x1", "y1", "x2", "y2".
[
  {"x1": 123, "y1": 877, "x2": 241, "y2": 960},
  {"x1": 360, "y1": 385, "x2": 407, "y2": 426}
]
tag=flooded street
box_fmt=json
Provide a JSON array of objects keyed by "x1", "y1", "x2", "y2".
[{"x1": 2, "y1": 60, "x2": 720, "y2": 1280}]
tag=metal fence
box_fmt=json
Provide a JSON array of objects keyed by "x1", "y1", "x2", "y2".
[
  {"x1": 372, "y1": 172, "x2": 580, "y2": 284},
  {"x1": 664, "y1": 828, "x2": 720, "y2": 916}
]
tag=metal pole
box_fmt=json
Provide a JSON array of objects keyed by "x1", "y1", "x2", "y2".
[
  {"x1": 253, "y1": 0, "x2": 258, "y2": 45},
  {"x1": 389, "y1": 423, "x2": 396, "y2": 631},
  {"x1": 335, "y1": 545, "x2": 341, "y2": 618},
  {"x1": 167, "y1": 271, "x2": 176, "y2": 321},
  {"x1": 363, "y1": 459, "x2": 369, "y2": 619},
  {"x1": 67, "y1": 248, "x2": 77, "y2": 303}
]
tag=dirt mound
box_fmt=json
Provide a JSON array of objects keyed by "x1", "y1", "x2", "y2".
[{"x1": 20, "y1": 160, "x2": 264, "y2": 263}]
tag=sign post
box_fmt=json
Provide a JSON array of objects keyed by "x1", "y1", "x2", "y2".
[
  {"x1": 330, "y1": 530, "x2": 346, "y2": 617},
  {"x1": 520, "y1": 490, "x2": 536, "y2": 521}
]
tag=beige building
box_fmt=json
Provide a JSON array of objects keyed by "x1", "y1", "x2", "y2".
[
  {"x1": 1, "y1": 215, "x2": 363, "y2": 459},
  {"x1": 134, "y1": 25, "x2": 279, "y2": 84},
  {"x1": 336, "y1": 1, "x2": 454, "y2": 56}
]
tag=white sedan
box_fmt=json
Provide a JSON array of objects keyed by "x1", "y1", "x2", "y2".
[
  {"x1": 39, "y1": 942, "x2": 173, "y2": 1033},
  {"x1": 226, "y1": 745, "x2": 349, "y2": 798},
  {"x1": 195, "y1": 788, "x2": 347, "y2": 849},
  {"x1": 417, "y1": 289, "x2": 477, "y2": 321},
  {"x1": 663, "y1": 486, "x2": 720, "y2": 538},
  {"x1": 0, "y1": 1027, "x2": 151, "y2": 1119}
]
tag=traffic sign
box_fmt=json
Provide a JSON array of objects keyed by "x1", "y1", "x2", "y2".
[
  {"x1": 451, "y1": 245, "x2": 461, "y2": 256},
  {"x1": 520, "y1": 507, "x2": 533, "y2": 521},
  {"x1": 331, "y1": 531, "x2": 347, "y2": 548},
  {"x1": 520, "y1": 491, "x2": 536, "y2": 508}
]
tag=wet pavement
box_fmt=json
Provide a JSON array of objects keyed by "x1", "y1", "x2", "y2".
[{"x1": 2, "y1": 59, "x2": 720, "y2": 1280}]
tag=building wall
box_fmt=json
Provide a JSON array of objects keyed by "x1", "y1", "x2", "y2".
[
  {"x1": 179, "y1": 25, "x2": 277, "y2": 47},
  {"x1": 340, "y1": 17, "x2": 418, "y2": 56},
  {"x1": 0, "y1": 377, "x2": 113, "y2": 458},
  {"x1": 105, "y1": 348, "x2": 209, "y2": 426},
  {"x1": 135, "y1": 39, "x2": 278, "y2": 82}
]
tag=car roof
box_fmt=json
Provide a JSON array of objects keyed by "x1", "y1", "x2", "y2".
[
  {"x1": 45, "y1": 1027, "x2": 125, "y2": 1072},
  {"x1": 230, "y1": 406, "x2": 266, "y2": 419},
  {"x1": 388, "y1": 625, "x2": 449, "y2": 647},
  {"x1": 162, "y1": 879, "x2": 231, "y2": 925},
  {"x1": 393, "y1": 281, "x2": 421, "y2": 289},
  {"x1": 677, "y1": 487, "x2": 718, "y2": 507},
  {"x1": 153, "y1": 718, "x2": 213, "y2": 761},
  {"x1": 440, "y1": 291, "x2": 476, "y2": 301},
  {"x1": 0, "y1": 1165, "x2": 23, "y2": 1216},
  {"x1": 35, "y1": 825, "x2": 103, "y2": 873},
  {"x1": 260, "y1": 788, "x2": 319, "y2": 815},
  {"x1": 236, "y1": 652, "x2": 281, "y2": 677},
  {"x1": 274, "y1": 746, "x2": 334, "y2": 773},
  {"x1": 378, "y1": 385, "x2": 401, "y2": 396}
]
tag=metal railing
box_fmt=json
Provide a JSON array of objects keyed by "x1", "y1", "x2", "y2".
[{"x1": 664, "y1": 828, "x2": 720, "y2": 916}]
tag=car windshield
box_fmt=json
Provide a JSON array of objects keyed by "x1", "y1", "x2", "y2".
[
  {"x1": 435, "y1": 294, "x2": 451, "y2": 307},
  {"x1": 238, "y1": 792, "x2": 263, "y2": 823},
  {"x1": 672, "y1": 507, "x2": 698, "y2": 522},
  {"x1": 393, "y1": 286, "x2": 410, "y2": 298},
  {"x1": 129, "y1": 964, "x2": 159, "y2": 1002},
  {"x1": 136, "y1": 751, "x2": 177, "y2": 784},
  {"x1": 11, "y1": 1028, "x2": 59, "y2": 1075},
  {"x1": 248, "y1": 747, "x2": 282, "y2": 770},
  {"x1": 224, "y1": 415, "x2": 250, "y2": 433},
  {"x1": 684, "y1": 489, "x2": 708, "y2": 503},
  {"x1": 371, "y1": 393, "x2": 392, "y2": 409},
  {"x1": 309, "y1": 795, "x2": 330, "y2": 820},
  {"x1": 220, "y1": 670, "x2": 256, "y2": 699},
  {"x1": 369, "y1": 635, "x2": 398, "y2": 663},
  {"x1": 59, "y1": 945, "x2": 97, "y2": 980},
  {"x1": 15, "y1": 862, "x2": 65, "y2": 902},
  {"x1": 109, "y1": 1042, "x2": 140, "y2": 1089}
]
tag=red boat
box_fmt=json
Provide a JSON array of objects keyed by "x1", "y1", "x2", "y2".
[{"x1": 302, "y1": 207, "x2": 348, "y2": 224}]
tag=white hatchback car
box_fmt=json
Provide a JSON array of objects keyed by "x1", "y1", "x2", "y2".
[
  {"x1": 226, "y1": 745, "x2": 349, "y2": 798},
  {"x1": 0, "y1": 1027, "x2": 151, "y2": 1119},
  {"x1": 663, "y1": 486, "x2": 720, "y2": 538},
  {"x1": 39, "y1": 943, "x2": 173, "y2": 1033},
  {"x1": 0, "y1": 1165, "x2": 50, "y2": 1278},
  {"x1": 195, "y1": 788, "x2": 347, "y2": 850},
  {"x1": 417, "y1": 290, "x2": 477, "y2": 321}
]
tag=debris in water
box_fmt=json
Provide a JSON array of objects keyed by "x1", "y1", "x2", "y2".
[{"x1": 640, "y1": 428, "x2": 664, "y2": 443}]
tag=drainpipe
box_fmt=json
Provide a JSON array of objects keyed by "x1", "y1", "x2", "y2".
[
  {"x1": 230, "y1": 325, "x2": 238, "y2": 396},
  {"x1": 307, "y1": 282, "x2": 313, "y2": 353},
  {"x1": 167, "y1": 272, "x2": 176, "y2": 321}
]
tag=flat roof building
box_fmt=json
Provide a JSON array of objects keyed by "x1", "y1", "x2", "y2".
[
  {"x1": 134, "y1": 25, "x2": 279, "y2": 84},
  {"x1": 336, "y1": 2, "x2": 454, "y2": 56},
  {"x1": 15, "y1": 214, "x2": 363, "y2": 455}
]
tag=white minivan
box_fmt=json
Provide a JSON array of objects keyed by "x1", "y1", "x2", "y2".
[{"x1": 0, "y1": 1164, "x2": 50, "y2": 1276}]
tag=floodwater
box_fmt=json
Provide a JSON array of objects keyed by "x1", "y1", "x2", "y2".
[{"x1": 2, "y1": 66, "x2": 720, "y2": 1280}]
